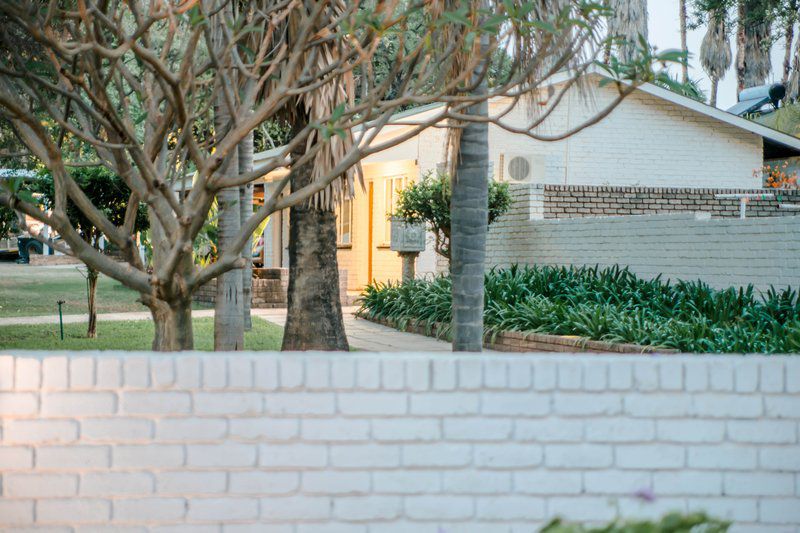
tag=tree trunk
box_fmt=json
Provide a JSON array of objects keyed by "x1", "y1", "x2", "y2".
[
  {"x1": 737, "y1": 0, "x2": 747, "y2": 94},
  {"x1": 680, "y1": 0, "x2": 689, "y2": 84},
  {"x1": 149, "y1": 297, "x2": 194, "y2": 351},
  {"x1": 281, "y1": 158, "x2": 348, "y2": 351},
  {"x1": 450, "y1": 11, "x2": 490, "y2": 353},
  {"x1": 783, "y1": 20, "x2": 795, "y2": 85},
  {"x1": 86, "y1": 267, "x2": 98, "y2": 338},
  {"x1": 239, "y1": 130, "x2": 254, "y2": 331},
  {"x1": 214, "y1": 181, "x2": 245, "y2": 350},
  {"x1": 212, "y1": 3, "x2": 244, "y2": 351},
  {"x1": 710, "y1": 77, "x2": 719, "y2": 107}
]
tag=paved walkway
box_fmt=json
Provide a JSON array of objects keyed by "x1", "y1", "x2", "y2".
[
  {"x1": 0, "y1": 306, "x2": 454, "y2": 352},
  {"x1": 254, "y1": 307, "x2": 453, "y2": 352}
]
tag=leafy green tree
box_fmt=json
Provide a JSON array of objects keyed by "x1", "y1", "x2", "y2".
[
  {"x1": 34, "y1": 167, "x2": 147, "y2": 338},
  {"x1": 394, "y1": 171, "x2": 511, "y2": 260}
]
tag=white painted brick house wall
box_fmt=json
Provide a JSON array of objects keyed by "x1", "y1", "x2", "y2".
[
  {"x1": 375, "y1": 76, "x2": 764, "y2": 190},
  {"x1": 486, "y1": 212, "x2": 800, "y2": 291},
  {"x1": 1, "y1": 352, "x2": 798, "y2": 532}
]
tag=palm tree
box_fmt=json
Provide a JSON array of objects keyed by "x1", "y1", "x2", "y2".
[
  {"x1": 212, "y1": 3, "x2": 244, "y2": 351},
  {"x1": 280, "y1": 2, "x2": 357, "y2": 351},
  {"x1": 701, "y1": 8, "x2": 733, "y2": 107},
  {"x1": 789, "y1": 20, "x2": 800, "y2": 100},
  {"x1": 606, "y1": 0, "x2": 649, "y2": 64},
  {"x1": 239, "y1": 131, "x2": 254, "y2": 332},
  {"x1": 448, "y1": 0, "x2": 591, "y2": 351},
  {"x1": 680, "y1": 0, "x2": 690, "y2": 83},
  {"x1": 736, "y1": 0, "x2": 773, "y2": 92},
  {"x1": 780, "y1": 1, "x2": 798, "y2": 85},
  {"x1": 449, "y1": 1, "x2": 491, "y2": 352}
]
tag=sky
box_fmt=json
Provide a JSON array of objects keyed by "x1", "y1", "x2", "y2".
[{"x1": 649, "y1": 0, "x2": 789, "y2": 110}]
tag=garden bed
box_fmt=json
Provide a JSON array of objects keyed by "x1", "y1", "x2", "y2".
[
  {"x1": 365, "y1": 316, "x2": 676, "y2": 354},
  {"x1": 357, "y1": 265, "x2": 800, "y2": 354}
]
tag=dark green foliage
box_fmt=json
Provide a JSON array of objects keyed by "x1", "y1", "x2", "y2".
[
  {"x1": 0, "y1": 204, "x2": 16, "y2": 240},
  {"x1": 358, "y1": 264, "x2": 800, "y2": 353},
  {"x1": 541, "y1": 512, "x2": 729, "y2": 533},
  {"x1": 392, "y1": 171, "x2": 512, "y2": 258},
  {"x1": 34, "y1": 167, "x2": 148, "y2": 247}
]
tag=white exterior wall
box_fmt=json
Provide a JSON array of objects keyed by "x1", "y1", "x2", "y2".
[
  {"x1": 486, "y1": 212, "x2": 800, "y2": 292},
  {"x1": 509, "y1": 85, "x2": 764, "y2": 188},
  {"x1": 1, "y1": 352, "x2": 798, "y2": 532},
  {"x1": 261, "y1": 79, "x2": 766, "y2": 282},
  {"x1": 371, "y1": 79, "x2": 764, "y2": 193}
]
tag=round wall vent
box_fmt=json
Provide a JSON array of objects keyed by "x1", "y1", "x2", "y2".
[{"x1": 508, "y1": 156, "x2": 530, "y2": 181}]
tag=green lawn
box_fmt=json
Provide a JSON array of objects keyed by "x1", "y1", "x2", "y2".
[
  {"x1": 0, "y1": 263, "x2": 211, "y2": 317},
  {"x1": 0, "y1": 316, "x2": 283, "y2": 351}
]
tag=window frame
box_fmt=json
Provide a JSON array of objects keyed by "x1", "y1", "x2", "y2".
[{"x1": 335, "y1": 197, "x2": 353, "y2": 247}]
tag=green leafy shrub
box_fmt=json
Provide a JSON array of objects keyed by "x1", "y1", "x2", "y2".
[
  {"x1": 357, "y1": 265, "x2": 800, "y2": 353},
  {"x1": 540, "y1": 512, "x2": 729, "y2": 533},
  {"x1": 392, "y1": 170, "x2": 512, "y2": 258}
]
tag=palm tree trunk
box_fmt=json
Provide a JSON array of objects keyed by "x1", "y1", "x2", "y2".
[
  {"x1": 680, "y1": 0, "x2": 689, "y2": 83},
  {"x1": 281, "y1": 156, "x2": 348, "y2": 351},
  {"x1": 214, "y1": 173, "x2": 244, "y2": 350},
  {"x1": 784, "y1": 22, "x2": 795, "y2": 84},
  {"x1": 239, "y1": 130, "x2": 254, "y2": 331},
  {"x1": 788, "y1": 19, "x2": 800, "y2": 101},
  {"x1": 736, "y1": 0, "x2": 747, "y2": 93},
  {"x1": 710, "y1": 77, "x2": 720, "y2": 107},
  {"x1": 212, "y1": 5, "x2": 244, "y2": 351},
  {"x1": 86, "y1": 267, "x2": 98, "y2": 338},
  {"x1": 451, "y1": 9, "x2": 490, "y2": 353}
]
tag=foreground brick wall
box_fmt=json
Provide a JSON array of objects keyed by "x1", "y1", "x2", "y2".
[{"x1": 1, "y1": 352, "x2": 798, "y2": 531}]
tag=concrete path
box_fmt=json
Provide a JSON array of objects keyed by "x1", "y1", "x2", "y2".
[
  {"x1": 0, "y1": 306, "x2": 454, "y2": 352},
  {"x1": 254, "y1": 307, "x2": 453, "y2": 352},
  {"x1": 0, "y1": 309, "x2": 215, "y2": 326}
]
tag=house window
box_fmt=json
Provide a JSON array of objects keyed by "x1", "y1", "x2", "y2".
[
  {"x1": 336, "y1": 197, "x2": 353, "y2": 246},
  {"x1": 384, "y1": 175, "x2": 409, "y2": 243}
]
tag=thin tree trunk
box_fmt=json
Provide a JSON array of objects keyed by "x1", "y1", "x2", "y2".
[
  {"x1": 214, "y1": 181, "x2": 244, "y2": 350},
  {"x1": 710, "y1": 77, "x2": 720, "y2": 107},
  {"x1": 784, "y1": 22, "x2": 795, "y2": 84},
  {"x1": 149, "y1": 297, "x2": 194, "y2": 351},
  {"x1": 451, "y1": 10, "x2": 490, "y2": 353},
  {"x1": 788, "y1": 16, "x2": 800, "y2": 101},
  {"x1": 147, "y1": 210, "x2": 194, "y2": 351},
  {"x1": 239, "y1": 131, "x2": 254, "y2": 331},
  {"x1": 212, "y1": 4, "x2": 244, "y2": 351},
  {"x1": 680, "y1": 0, "x2": 689, "y2": 84},
  {"x1": 737, "y1": 0, "x2": 747, "y2": 94},
  {"x1": 86, "y1": 267, "x2": 98, "y2": 338},
  {"x1": 281, "y1": 156, "x2": 348, "y2": 351}
]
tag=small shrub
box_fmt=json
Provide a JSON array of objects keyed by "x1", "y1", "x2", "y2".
[{"x1": 392, "y1": 170, "x2": 512, "y2": 258}]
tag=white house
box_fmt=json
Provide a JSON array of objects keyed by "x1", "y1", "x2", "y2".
[{"x1": 254, "y1": 71, "x2": 800, "y2": 294}]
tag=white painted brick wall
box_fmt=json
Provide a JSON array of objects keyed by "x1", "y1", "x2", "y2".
[
  {"x1": 487, "y1": 212, "x2": 800, "y2": 292},
  {"x1": 0, "y1": 352, "x2": 798, "y2": 532}
]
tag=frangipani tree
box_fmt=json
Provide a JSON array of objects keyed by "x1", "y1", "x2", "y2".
[{"x1": 0, "y1": 0, "x2": 664, "y2": 351}]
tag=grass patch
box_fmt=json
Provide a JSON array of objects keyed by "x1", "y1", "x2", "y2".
[
  {"x1": 0, "y1": 263, "x2": 213, "y2": 317},
  {"x1": 358, "y1": 265, "x2": 800, "y2": 353},
  {"x1": 0, "y1": 316, "x2": 283, "y2": 351}
]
